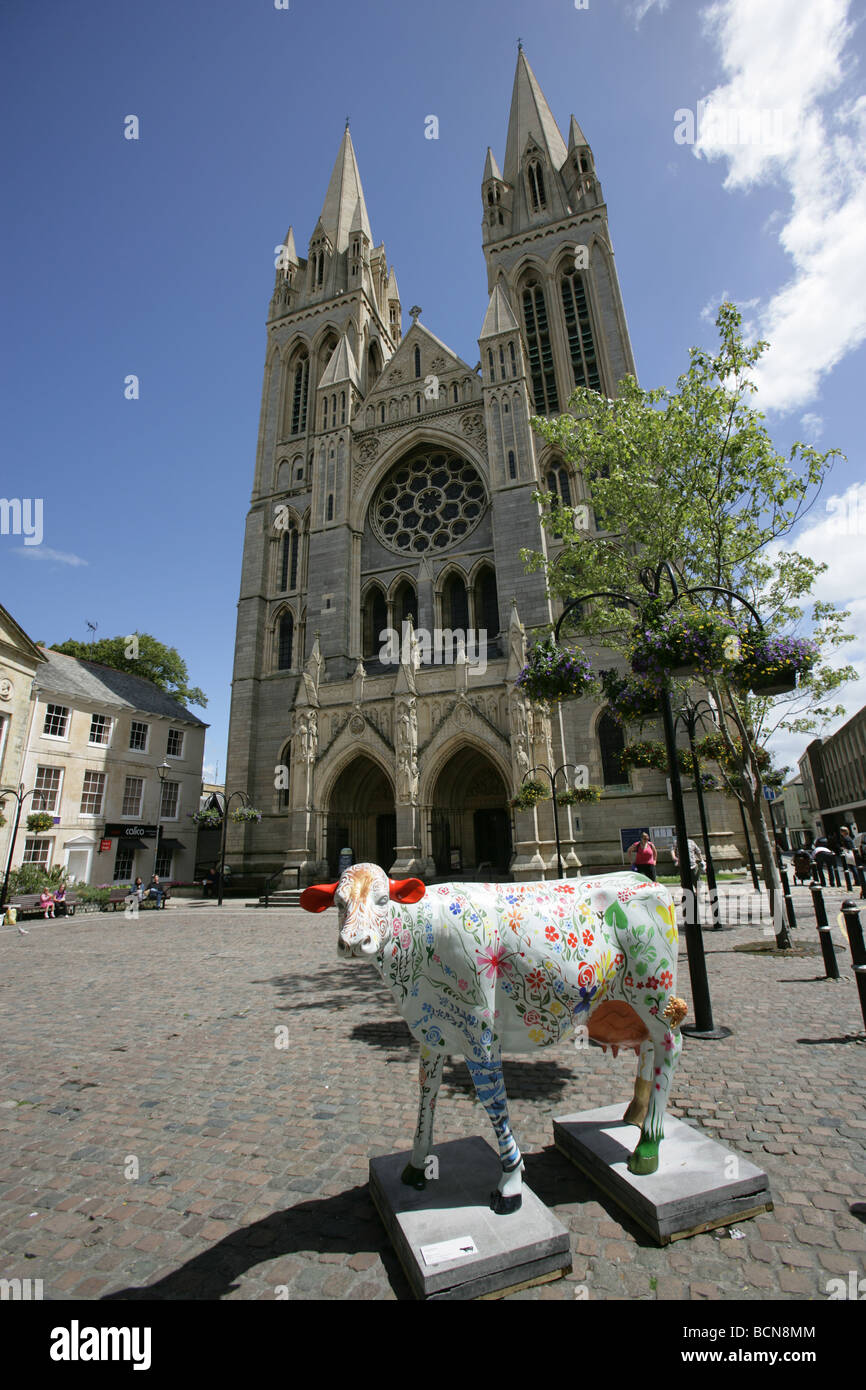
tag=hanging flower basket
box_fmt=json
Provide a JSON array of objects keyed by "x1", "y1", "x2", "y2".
[
  {"x1": 732, "y1": 633, "x2": 818, "y2": 697},
  {"x1": 230, "y1": 805, "x2": 262, "y2": 824},
  {"x1": 509, "y1": 780, "x2": 549, "y2": 811},
  {"x1": 600, "y1": 669, "x2": 660, "y2": 724},
  {"x1": 190, "y1": 808, "x2": 223, "y2": 829},
  {"x1": 699, "y1": 772, "x2": 718, "y2": 791},
  {"x1": 26, "y1": 811, "x2": 54, "y2": 834},
  {"x1": 629, "y1": 607, "x2": 738, "y2": 683},
  {"x1": 620, "y1": 741, "x2": 669, "y2": 773},
  {"x1": 556, "y1": 785, "x2": 602, "y2": 806},
  {"x1": 515, "y1": 637, "x2": 595, "y2": 703}
]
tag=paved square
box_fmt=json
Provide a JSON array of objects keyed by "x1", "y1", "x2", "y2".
[{"x1": 1, "y1": 888, "x2": 863, "y2": 1301}]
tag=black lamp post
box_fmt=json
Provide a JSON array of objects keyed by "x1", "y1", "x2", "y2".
[
  {"x1": 554, "y1": 559, "x2": 763, "y2": 1040},
  {"x1": 214, "y1": 790, "x2": 251, "y2": 906},
  {"x1": 674, "y1": 699, "x2": 721, "y2": 930},
  {"x1": 0, "y1": 784, "x2": 38, "y2": 909},
  {"x1": 522, "y1": 762, "x2": 584, "y2": 879},
  {"x1": 151, "y1": 761, "x2": 172, "y2": 888}
]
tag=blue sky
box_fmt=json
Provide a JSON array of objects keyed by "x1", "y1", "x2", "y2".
[{"x1": 2, "y1": 0, "x2": 864, "y2": 781}]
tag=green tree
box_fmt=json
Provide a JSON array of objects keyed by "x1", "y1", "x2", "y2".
[
  {"x1": 51, "y1": 633, "x2": 207, "y2": 708},
  {"x1": 525, "y1": 303, "x2": 855, "y2": 917}
]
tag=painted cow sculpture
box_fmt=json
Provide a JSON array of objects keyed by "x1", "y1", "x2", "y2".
[{"x1": 300, "y1": 865, "x2": 687, "y2": 1214}]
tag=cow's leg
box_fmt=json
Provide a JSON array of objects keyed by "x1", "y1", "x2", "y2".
[
  {"x1": 401, "y1": 1044, "x2": 445, "y2": 1191},
  {"x1": 627, "y1": 1013, "x2": 684, "y2": 1176},
  {"x1": 464, "y1": 1056, "x2": 524, "y2": 1214},
  {"x1": 622, "y1": 1038, "x2": 654, "y2": 1127}
]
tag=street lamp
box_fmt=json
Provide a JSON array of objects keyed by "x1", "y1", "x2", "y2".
[
  {"x1": 213, "y1": 790, "x2": 251, "y2": 907},
  {"x1": 151, "y1": 761, "x2": 172, "y2": 885},
  {"x1": 522, "y1": 762, "x2": 584, "y2": 879},
  {"x1": 553, "y1": 558, "x2": 764, "y2": 1039},
  {"x1": 673, "y1": 699, "x2": 721, "y2": 930},
  {"x1": 0, "y1": 784, "x2": 38, "y2": 908}
]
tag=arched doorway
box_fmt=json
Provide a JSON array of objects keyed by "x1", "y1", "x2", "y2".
[
  {"x1": 325, "y1": 756, "x2": 395, "y2": 875},
  {"x1": 429, "y1": 746, "x2": 512, "y2": 877}
]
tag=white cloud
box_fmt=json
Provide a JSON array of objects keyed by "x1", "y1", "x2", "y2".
[
  {"x1": 690, "y1": 0, "x2": 866, "y2": 413},
  {"x1": 13, "y1": 546, "x2": 88, "y2": 567},
  {"x1": 631, "y1": 0, "x2": 670, "y2": 20},
  {"x1": 799, "y1": 412, "x2": 824, "y2": 440},
  {"x1": 765, "y1": 480, "x2": 866, "y2": 771}
]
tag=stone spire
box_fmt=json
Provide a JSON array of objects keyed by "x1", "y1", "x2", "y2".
[
  {"x1": 316, "y1": 126, "x2": 373, "y2": 253},
  {"x1": 503, "y1": 48, "x2": 568, "y2": 185}
]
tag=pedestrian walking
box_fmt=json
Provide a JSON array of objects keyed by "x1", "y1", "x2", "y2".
[
  {"x1": 672, "y1": 837, "x2": 705, "y2": 889},
  {"x1": 812, "y1": 836, "x2": 838, "y2": 888},
  {"x1": 626, "y1": 831, "x2": 657, "y2": 881}
]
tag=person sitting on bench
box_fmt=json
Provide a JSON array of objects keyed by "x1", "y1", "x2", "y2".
[{"x1": 145, "y1": 874, "x2": 165, "y2": 908}]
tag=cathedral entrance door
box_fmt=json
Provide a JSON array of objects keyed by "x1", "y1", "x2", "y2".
[
  {"x1": 325, "y1": 756, "x2": 395, "y2": 875},
  {"x1": 473, "y1": 808, "x2": 510, "y2": 874}
]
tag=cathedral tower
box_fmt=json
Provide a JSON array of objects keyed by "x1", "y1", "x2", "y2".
[{"x1": 224, "y1": 52, "x2": 743, "y2": 888}]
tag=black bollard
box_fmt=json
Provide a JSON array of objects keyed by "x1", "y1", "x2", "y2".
[
  {"x1": 840, "y1": 900, "x2": 866, "y2": 1032},
  {"x1": 810, "y1": 885, "x2": 840, "y2": 981},
  {"x1": 843, "y1": 866, "x2": 853, "y2": 892},
  {"x1": 779, "y1": 865, "x2": 798, "y2": 934}
]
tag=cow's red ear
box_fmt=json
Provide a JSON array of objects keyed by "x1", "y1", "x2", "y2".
[
  {"x1": 389, "y1": 878, "x2": 426, "y2": 904},
  {"x1": 299, "y1": 883, "x2": 339, "y2": 913}
]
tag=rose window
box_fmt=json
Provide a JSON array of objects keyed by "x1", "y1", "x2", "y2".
[{"x1": 371, "y1": 450, "x2": 487, "y2": 553}]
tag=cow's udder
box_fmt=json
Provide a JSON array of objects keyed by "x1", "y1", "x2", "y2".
[{"x1": 587, "y1": 1001, "x2": 648, "y2": 1053}]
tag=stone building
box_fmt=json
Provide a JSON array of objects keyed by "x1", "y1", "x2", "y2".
[
  {"x1": 3, "y1": 644, "x2": 206, "y2": 887},
  {"x1": 799, "y1": 704, "x2": 866, "y2": 839},
  {"x1": 224, "y1": 48, "x2": 743, "y2": 885}
]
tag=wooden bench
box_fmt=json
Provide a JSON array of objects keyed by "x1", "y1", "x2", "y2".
[
  {"x1": 6, "y1": 892, "x2": 79, "y2": 919},
  {"x1": 107, "y1": 884, "x2": 174, "y2": 911}
]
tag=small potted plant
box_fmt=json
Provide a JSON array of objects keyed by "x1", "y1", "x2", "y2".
[
  {"x1": 556, "y1": 785, "x2": 602, "y2": 805},
  {"x1": 732, "y1": 632, "x2": 818, "y2": 696},
  {"x1": 230, "y1": 805, "x2": 262, "y2": 824},
  {"x1": 509, "y1": 780, "x2": 549, "y2": 811},
  {"x1": 515, "y1": 637, "x2": 595, "y2": 703},
  {"x1": 26, "y1": 811, "x2": 54, "y2": 833}
]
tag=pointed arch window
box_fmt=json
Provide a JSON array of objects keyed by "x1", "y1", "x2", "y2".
[
  {"x1": 527, "y1": 160, "x2": 547, "y2": 212},
  {"x1": 473, "y1": 565, "x2": 499, "y2": 637},
  {"x1": 362, "y1": 586, "x2": 388, "y2": 658},
  {"x1": 441, "y1": 572, "x2": 469, "y2": 633},
  {"x1": 340, "y1": 391, "x2": 346, "y2": 424},
  {"x1": 508, "y1": 450, "x2": 516, "y2": 479},
  {"x1": 326, "y1": 493, "x2": 334, "y2": 522},
  {"x1": 280, "y1": 525, "x2": 299, "y2": 591},
  {"x1": 561, "y1": 269, "x2": 601, "y2": 392},
  {"x1": 290, "y1": 353, "x2": 309, "y2": 435},
  {"x1": 394, "y1": 579, "x2": 418, "y2": 632},
  {"x1": 379, "y1": 402, "x2": 385, "y2": 423},
  {"x1": 522, "y1": 282, "x2": 559, "y2": 414},
  {"x1": 277, "y1": 742, "x2": 292, "y2": 811},
  {"x1": 546, "y1": 466, "x2": 572, "y2": 506},
  {"x1": 414, "y1": 345, "x2": 421, "y2": 379},
  {"x1": 488, "y1": 349, "x2": 495, "y2": 381},
  {"x1": 509, "y1": 342, "x2": 516, "y2": 377},
  {"x1": 599, "y1": 709, "x2": 627, "y2": 786},
  {"x1": 277, "y1": 613, "x2": 294, "y2": 671}
]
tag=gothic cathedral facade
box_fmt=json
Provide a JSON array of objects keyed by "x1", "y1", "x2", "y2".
[{"x1": 224, "y1": 49, "x2": 742, "y2": 885}]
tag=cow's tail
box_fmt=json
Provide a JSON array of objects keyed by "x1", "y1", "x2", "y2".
[{"x1": 662, "y1": 996, "x2": 688, "y2": 1028}]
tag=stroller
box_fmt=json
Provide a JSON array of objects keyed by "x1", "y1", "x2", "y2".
[{"x1": 792, "y1": 849, "x2": 814, "y2": 886}]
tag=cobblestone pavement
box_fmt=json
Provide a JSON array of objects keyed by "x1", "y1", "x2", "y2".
[{"x1": 1, "y1": 880, "x2": 863, "y2": 1302}]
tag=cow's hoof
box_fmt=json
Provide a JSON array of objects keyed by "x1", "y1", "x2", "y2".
[
  {"x1": 489, "y1": 1189, "x2": 522, "y2": 1215},
  {"x1": 627, "y1": 1142, "x2": 659, "y2": 1175},
  {"x1": 400, "y1": 1163, "x2": 426, "y2": 1191}
]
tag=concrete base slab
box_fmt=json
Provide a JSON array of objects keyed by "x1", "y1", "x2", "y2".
[
  {"x1": 553, "y1": 1104, "x2": 773, "y2": 1245},
  {"x1": 369, "y1": 1136, "x2": 572, "y2": 1299}
]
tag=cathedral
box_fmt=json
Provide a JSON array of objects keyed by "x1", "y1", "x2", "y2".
[{"x1": 224, "y1": 48, "x2": 743, "y2": 886}]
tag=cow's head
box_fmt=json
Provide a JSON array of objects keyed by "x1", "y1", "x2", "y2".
[{"x1": 299, "y1": 862, "x2": 426, "y2": 958}]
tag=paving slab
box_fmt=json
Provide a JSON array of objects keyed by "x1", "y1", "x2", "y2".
[
  {"x1": 369, "y1": 1137, "x2": 571, "y2": 1299},
  {"x1": 553, "y1": 1105, "x2": 773, "y2": 1245}
]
